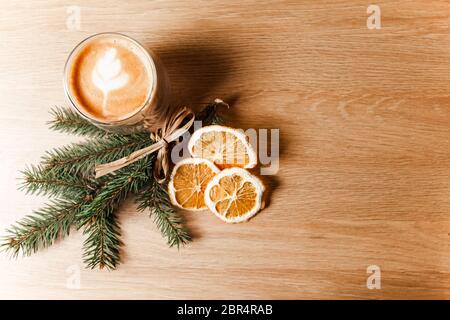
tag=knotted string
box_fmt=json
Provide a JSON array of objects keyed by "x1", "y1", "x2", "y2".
[{"x1": 95, "y1": 107, "x2": 195, "y2": 182}]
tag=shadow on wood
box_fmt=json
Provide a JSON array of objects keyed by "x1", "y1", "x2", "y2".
[{"x1": 149, "y1": 33, "x2": 238, "y2": 112}]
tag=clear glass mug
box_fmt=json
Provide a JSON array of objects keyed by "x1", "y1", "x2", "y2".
[{"x1": 63, "y1": 32, "x2": 170, "y2": 133}]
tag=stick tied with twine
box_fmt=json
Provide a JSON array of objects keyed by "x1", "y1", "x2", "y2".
[{"x1": 95, "y1": 107, "x2": 195, "y2": 182}]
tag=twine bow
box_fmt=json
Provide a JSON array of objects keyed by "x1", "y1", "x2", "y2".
[{"x1": 95, "y1": 107, "x2": 195, "y2": 182}]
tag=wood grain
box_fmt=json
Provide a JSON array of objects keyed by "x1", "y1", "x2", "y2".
[{"x1": 1, "y1": 0, "x2": 450, "y2": 299}]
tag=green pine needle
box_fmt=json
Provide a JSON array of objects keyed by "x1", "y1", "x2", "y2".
[
  {"x1": 20, "y1": 164, "x2": 97, "y2": 198},
  {"x1": 78, "y1": 156, "x2": 153, "y2": 269},
  {"x1": 48, "y1": 107, "x2": 111, "y2": 138},
  {"x1": 82, "y1": 212, "x2": 122, "y2": 270},
  {"x1": 2, "y1": 198, "x2": 87, "y2": 257},
  {"x1": 77, "y1": 158, "x2": 152, "y2": 228},
  {"x1": 41, "y1": 132, "x2": 150, "y2": 177},
  {"x1": 136, "y1": 180, "x2": 191, "y2": 248}
]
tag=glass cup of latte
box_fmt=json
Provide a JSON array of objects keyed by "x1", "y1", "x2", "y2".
[{"x1": 63, "y1": 32, "x2": 170, "y2": 133}]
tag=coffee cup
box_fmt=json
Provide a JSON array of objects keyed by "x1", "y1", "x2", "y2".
[{"x1": 63, "y1": 32, "x2": 170, "y2": 133}]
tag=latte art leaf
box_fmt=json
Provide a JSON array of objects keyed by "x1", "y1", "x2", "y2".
[{"x1": 92, "y1": 48, "x2": 129, "y2": 115}]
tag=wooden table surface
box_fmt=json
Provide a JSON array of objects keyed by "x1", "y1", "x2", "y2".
[{"x1": 1, "y1": 0, "x2": 450, "y2": 300}]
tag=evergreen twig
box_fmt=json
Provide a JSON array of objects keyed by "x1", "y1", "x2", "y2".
[
  {"x1": 20, "y1": 164, "x2": 97, "y2": 198},
  {"x1": 1, "y1": 198, "x2": 88, "y2": 257},
  {"x1": 48, "y1": 107, "x2": 112, "y2": 138},
  {"x1": 78, "y1": 156, "x2": 153, "y2": 269},
  {"x1": 136, "y1": 180, "x2": 191, "y2": 248},
  {"x1": 82, "y1": 212, "x2": 122, "y2": 270},
  {"x1": 196, "y1": 98, "x2": 229, "y2": 126},
  {"x1": 41, "y1": 132, "x2": 150, "y2": 177}
]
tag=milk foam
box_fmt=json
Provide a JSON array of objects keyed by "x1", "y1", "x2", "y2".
[
  {"x1": 67, "y1": 34, "x2": 154, "y2": 123},
  {"x1": 92, "y1": 48, "x2": 129, "y2": 115}
]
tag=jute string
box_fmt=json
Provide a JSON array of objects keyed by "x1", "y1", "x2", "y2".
[{"x1": 94, "y1": 107, "x2": 195, "y2": 182}]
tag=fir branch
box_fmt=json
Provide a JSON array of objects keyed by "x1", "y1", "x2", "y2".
[
  {"x1": 41, "y1": 132, "x2": 151, "y2": 177},
  {"x1": 78, "y1": 156, "x2": 153, "y2": 269},
  {"x1": 20, "y1": 164, "x2": 97, "y2": 198},
  {"x1": 197, "y1": 98, "x2": 229, "y2": 126},
  {"x1": 77, "y1": 157, "x2": 152, "y2": 228},
  {"x1": 1, "y1": 198, "x2": 87, "y2": 257},
  {"x1": 2, "y1": 99, "x2": 231, "y2": 269},
  {"x1": 82, "y1": 212, "x2": 122, "y2": 270},
  {"x1": 136, "y1": 180, "x2": 191, "y2": 248},
  {"x1": 48, "y1": 107, "x2": 111, "y2": 138}
]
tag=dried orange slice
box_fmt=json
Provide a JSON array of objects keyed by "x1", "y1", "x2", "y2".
[
  {"x1": 188, "y1": 125, "x2": 257, "y2": 169},
  {"x1": 204, "y1": 168, "x2": 265, "y2": 223},
  {"x1": 168, "y1": 158, "x2": 220, "y2": 211}
]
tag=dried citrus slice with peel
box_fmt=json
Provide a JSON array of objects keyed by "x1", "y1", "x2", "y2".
[
  {"x1": 169, "y1": 158, "x2": 220, "y2": 211},
  {"x1": 205, "y1": 168, "x2": 265, "y2": 223},
  {"x1": 188, "y1": 125, "x2": 257, "y2": 169}
]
